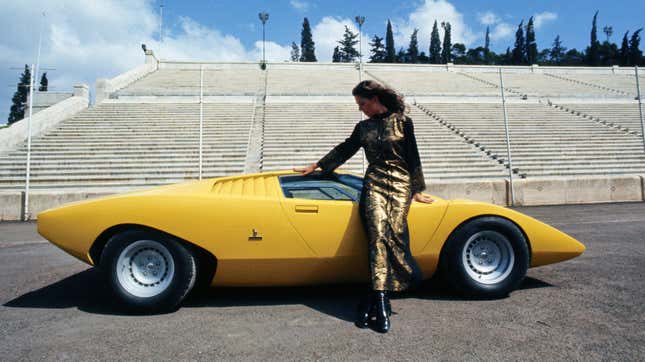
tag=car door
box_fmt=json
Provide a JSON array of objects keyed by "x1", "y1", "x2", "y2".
[{"x1": 278, "y1": 175, "x2": 368, "y2": 282}]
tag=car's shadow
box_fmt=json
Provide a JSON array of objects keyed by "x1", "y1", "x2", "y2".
[{"x1": 3, "y1": 269, "x2": 553, "y2": 320}]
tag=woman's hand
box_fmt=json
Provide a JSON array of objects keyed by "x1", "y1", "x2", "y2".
[
  {"x1": 293, "y1": 163, "x2": 319, "y2": 176},
  {"x1": 413, "y1": 193, "x2": 434, "y2": 204}
]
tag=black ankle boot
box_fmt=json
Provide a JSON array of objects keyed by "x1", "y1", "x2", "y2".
[
  {"x1": 355, "y1": 292, "x2": 375, "y2": 328},
  {"x1": 372, "y1": 291, "x2": 390, "y2": 333}
]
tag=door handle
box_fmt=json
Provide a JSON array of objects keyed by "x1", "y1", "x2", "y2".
[{"x1": 295, "y1": 205, "x2": 319, "y2": 213}]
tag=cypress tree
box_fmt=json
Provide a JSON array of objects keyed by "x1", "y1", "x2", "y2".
[
  {"x1": 484, "y1": 26, "x2": 491, "y2": 61},
  {"x1": 441, "y1": 22, "x2": 452, "y2": 63},
  {"x1": 526, "y1": 17, "x2": 538, "y2": 64},
  {"x1": 332, "y1": 46, "x2": 341, "y2": 62},
  {"x1": 300, "y1": 18, "x2": 317, "y2": 62},
  {"x1": 290, "y1": 42, "x2": 300, "y2": 62},
  {"x1": 550, "y1": 35, "x2": 567, "y2": 65},
  {"x1": 408, "y1": 28, "x2": 419, "y2": 63},
  {"x1": 619, "y1": 31, "x2": 630, "y2": 66},
  {"x1": 338, "y1": 26, "x2": 360, "y2": 62},
  {"x1": 629, "y1": 29, "x2": 643, "y2": 66},
  {"x1": 38, "y1": 72, "x2": 48, "y2": 91},
  {"x1": 429, "y1": 20, "x2": 441, "y2": 64},
  {"x1": 8, "y1": 64, "x2": 31, "y2": 124},
  {"x1": 587, "y1": 11, "x2": 600, "y2": 66},
  {"x1": 385, "y1": 20, "x2": 396, "y2": 63},
  {"x1": 369, "y1": 35, "x2": 386, "y2": 63},
  {"x1": 512, "y1": 21, "x2": 525, "y2": 64}
]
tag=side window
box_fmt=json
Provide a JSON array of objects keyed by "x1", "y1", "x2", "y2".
[
  {"x1": 279, "y1": 175, "x2": 361, "y2": 201},
  {"x1": 288, "y1": 189, "x2": 333, "y2": 200}
]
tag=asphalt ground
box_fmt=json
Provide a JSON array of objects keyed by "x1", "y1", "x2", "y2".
[{"x1": 1, "y1": 202, "x2": 644, "y2": 361}]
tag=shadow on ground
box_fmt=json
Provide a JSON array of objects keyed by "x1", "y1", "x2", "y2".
[{"x1": 3, "y1": 269, "x2": 552, "y2": 320}]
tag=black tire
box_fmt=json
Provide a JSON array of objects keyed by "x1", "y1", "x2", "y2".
[
  {"x1": 100, "y1": 230, "x2": 197, "y2": 313},
  {"x1": 439, "y1": 216, "x2": 529, "y2": 298}
]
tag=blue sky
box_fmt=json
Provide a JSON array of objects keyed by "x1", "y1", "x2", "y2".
[{"x1": 1, "y1": 0, "x2": 644, "y2": 124}]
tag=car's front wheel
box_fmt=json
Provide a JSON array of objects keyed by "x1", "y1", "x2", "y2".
[
  {"x1": 100, "y1": 230, "x2": 197, "y2": 313},
  {"x1": 439, "y1": 216, "x2": 529, "y2": 298}
]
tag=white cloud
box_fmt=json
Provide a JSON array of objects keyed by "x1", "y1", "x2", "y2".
[
  {"x1": 478, "y1": 11, "x2": 500, "y2": 26},
  {"x1": 393, "y1": 0, "x2": 477, "y2": 53},
  {"x1": 0, "y1": 0, "x2": 293, "y2": 123},
  {"x1": 290, "y1": 0, "x2": 310, "y2": 11},
  {"x1": 491, "y1": 23, "x2": 514, "y2": 41},
  {"x1": 312, "y1": 16, "x2": 369, "y2": 62},
  {"x1": 534, "y1": 12, "x2": 558, "y2": 29}
]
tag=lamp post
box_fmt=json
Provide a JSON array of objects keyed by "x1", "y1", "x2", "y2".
[
  {"x1": 354, "y1": 16, "x2": 365, "y2": 65},
  {"x1": 259, "y1": 12, "x2": 269, "y2": 68}
]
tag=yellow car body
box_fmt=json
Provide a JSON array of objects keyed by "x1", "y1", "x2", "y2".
[{"x1": 38, "y1": 170, "x2": 585, "y2": 287}]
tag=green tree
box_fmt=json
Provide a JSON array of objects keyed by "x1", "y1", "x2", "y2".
[
  {"x1": 619, "y1": 31, "x2": 630, "y2": 66},
  {"x1": 369, "y1": 35, "x2": 386, "y2": 63},
  {"x1": 429, "y1": 20, "x2": 441, "y2": 64},
  {"x1": 451, "y1": 43, "x2": 467, "y2": 63},
  {"x1": 441, "y1": 22, "x2": 452, "y2": 63},
  {"x1": 629, "y1": 29, "x2": 643, "y2": 66},
  {"x1": 484, "y1": 26, "x2": 491, "y2": 63},
  {"x1": 408, "y1": 28, "x2": 419, "y2": 63},
  {"x1": 290, "y1": 42, "x2": 300, "y2": 62},
  {"x1": 512, "y1": 20, "x2": 525, "y2": 64},
  {"x1": 525, "y1": 17, "x2": 538, "y2": 64},
  {"x1": 550, "y1": 35, "x2": 567, "y2": 65},
  {"x1": 332, "y1": 46, "x2": 341, "y2": 62},
  {"x1": 8, "y1": 65, "x2": 31, "y2": 124},
  {"x1": 385, "y1": 20, "x2": 396, "y2": 63},
  {"x1": 587, "y1": 11, "x2": 600, "y2": 66},
  {"x1": 38, "y1": 72, "x2": 48, "y2": 91},
  {"x1": 396, "y1": 47, "x2": 407, "y2": 63},
  {"x1": 598, "y1": 41, "x2": 618, "y2": 65},
  {"x1": 300, "y1": 18, "x2": 317, "y2": 62},
  {"x1": 337, "y1": 26, "x2": 359, "y2": 62}
]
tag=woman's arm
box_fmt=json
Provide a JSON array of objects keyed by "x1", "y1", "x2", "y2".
[
  {"x1": 315, "y1": 122, "x2": 362, "y2": 174},
  {"x1": 403, "y1": 117, "x2": 426, "y2": 195}
]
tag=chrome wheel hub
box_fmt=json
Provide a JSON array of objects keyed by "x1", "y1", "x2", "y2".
[
  {"x1": 116, "y1": 240, "x2": 175, "y2": 298},
  {"x1": 462, "y1": 230, "x2": 514, "y2": 284}
]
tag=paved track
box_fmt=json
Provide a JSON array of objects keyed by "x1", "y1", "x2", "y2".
[{"x1": 1, "y1": 203, "x2": 644, "y2": 361}]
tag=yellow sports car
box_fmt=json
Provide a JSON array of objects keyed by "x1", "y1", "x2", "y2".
[{"x1": 38, "y1": 170, "x2": 585, "y2": 312}]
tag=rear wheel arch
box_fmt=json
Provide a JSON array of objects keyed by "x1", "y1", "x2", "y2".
[{"x1": 90, "y1": 224, "x2": 217, "y2": 288}]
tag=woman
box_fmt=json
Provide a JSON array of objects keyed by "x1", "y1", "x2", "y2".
[{"x1": 294, "y1": 80, "x2": 434, "y2": 333}]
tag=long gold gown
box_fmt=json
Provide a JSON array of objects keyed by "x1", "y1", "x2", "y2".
[{"x1": 317, "y1": 111, "x2": 426, "y2": 291}]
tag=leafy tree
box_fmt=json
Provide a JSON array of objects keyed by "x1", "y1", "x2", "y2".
[
  {"x1": 8, "y1": 65, "x2": 31, "y2": 124},
  {"x1": 396, "y1": 47, "x2": 407, "y2": 63},
  {"x1": 598, "y1": 41, "x2": 618, "y2": 65},
  {"x1": 550, "y1": 35, "x2": 567, "y2": 65},
  {"x1": 451, "y1": 43, "x2": 466, "y2": 63},
  {"x1": 537, "y1": 49, "x2": 551, "y2": 64},
  {"x1": 429, "y1": 20, "x2": 441, "y2": 64},
  {"x1": 464, "y1": 47, "x2": 487, "y2": 65},
  {"x1": 525, "y1": 17, "x2": 538, "y2": 64},
  {"x1": 38, "y1": 72, "x2": 48, "y2": 92},
  {"x1": 512, "y1": 20, "x2": 525, "y2": 64},
  {"x1": 408, "y1": 28, "x2": 419, "y2": 63},
  {"x1": 484, "y1": 26, "x2": 491, "y2": 63},
  {"x1": 563, "y1": 48, "x2": 585, "y2": 66},
  {"x1": 300, "y1": 18, "x2": 317, "y2": 62},
  {"x1": 385, "y1": 20, "x2": 396, "y2": 63},
  {"x1": 418, "y1": 51, "x2": 429, "y2": 63},
  {"x1": 369, "y1": 35, "x2": 386, "y2": 63},
  {"x1": 587, "y1": 11, "x2": 600, "y2": 66},
  {"x1": 441, "y1": 22, "x2": 452, "y2": 63},
  {"x1": 332, "y1": 46, "x2": 341, "y2": 62},
  {"x1": 629, "y1": 29, "x2": 643, "y2": 66},
  {"x1": 337, "y1": 26, "x2": 360, "y2": 62},
  {"x1": 619, "y1": 31, "x2": 630, "y2": 66},
  {"x1": 290, "y1": 42, "x2": 300, "y2": 62}
]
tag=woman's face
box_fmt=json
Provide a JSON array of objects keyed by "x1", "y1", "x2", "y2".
[{"x1": 355, "y1": 95, "x2": 386, "y2": 118}]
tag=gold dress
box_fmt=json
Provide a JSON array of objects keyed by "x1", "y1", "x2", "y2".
[{"x1": 317, "y1": 111, "x2": 426, "y2": 292}]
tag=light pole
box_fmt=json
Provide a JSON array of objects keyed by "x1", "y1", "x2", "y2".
[
  {"x1": 259, "y1": 12, "x2": 269, "y2": 68},
  {"x1": 354, "y1": 16, "x2": 365, "y2": 65}
]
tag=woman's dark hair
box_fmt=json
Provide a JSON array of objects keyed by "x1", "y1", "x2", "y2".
[{"x1": 352, "y1": 80, "x2": 406, "y2": 115}]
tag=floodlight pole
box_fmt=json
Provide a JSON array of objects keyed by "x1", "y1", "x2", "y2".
[
  {"x1": 499, "y1": 68, "x2": 515, "y2": 206},
  {"x1": 159, "y1": 2, "x2": 164, "y2": 55},
  {"x1": 259, "y1": 12, "x2": 269, "y2": 66},
  {"x1": 23, "y1": 64, "x2": 35, "y2": 221},
  {"x1": 355, "y1": 16, "x2": 365, "y2": 81},
  {"x1": 199, "y1": 64, "x2": 204, "y2": 180},
  {"x1": 636, "y1": 66, "x2": 645, "y2": 153}
]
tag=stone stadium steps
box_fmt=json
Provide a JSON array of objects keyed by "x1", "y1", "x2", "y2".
[
  {"x1": 266, "y1": 67, "x2": 361, "y2": 95},
  {"x1": 0, "y1": 102, "x2": 254, "y2": 190},
  {"x1": 418, "y1": 102, "x2": 645, "y2": 177},
  {"x1": 544, "y1": 73, "x2": 643, "y2": 97},
  {"x1": 554, "y1": 103, "x2": 645, "y2": 136},
  {"x1": 363, "y1": 68, "x2": 499, "y2": 96}
]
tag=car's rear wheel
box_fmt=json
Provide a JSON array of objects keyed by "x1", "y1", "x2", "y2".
[
  {"x1": 100, "y1": 230, "x2": 197, "y2": 313},
  {"x1": 439, "y1": 216, "x2": 529, "y2": 298}
]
